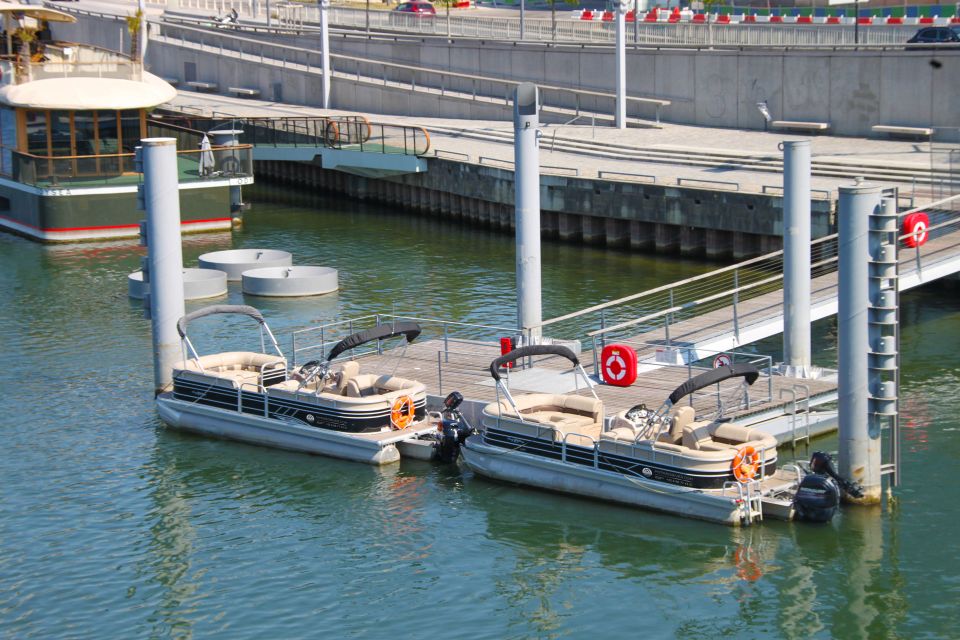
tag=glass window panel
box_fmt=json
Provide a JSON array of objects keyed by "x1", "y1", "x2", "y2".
[
  {"x1": 119, "y1": 109, "x2": 141, "y2": 154},
  {"x1": 26, "y1": 110, "x2": 48, "y2": 156},
  {"x1": 98, "y1": 111, "x2": 119, "y2": 155},
  {"x1": 73, "y1": 111, "x2": 96, "y2": 156},
  {"x1": 50, "y1": 110, "x2": 72, "y2": 156},
  {"x1": 0, "y1": 108, "x2": 14, "y2": 175}
]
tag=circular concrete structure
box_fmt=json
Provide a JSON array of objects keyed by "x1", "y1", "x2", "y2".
[
  {"x1": 241, "y1": 266, "x2": 339, "y2": 297},
  {"x1": 128, "y1": 268, "x2": 228, "y2": 300},
  {"x1": 198, "y1": 249, "x2": 293, "y2": 281}
]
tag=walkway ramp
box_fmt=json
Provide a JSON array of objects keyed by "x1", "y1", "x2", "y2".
[
  {"x1": 157, "y1": 112, "x2": 430, "y2": 178},
  {"x1": 541, "y1": 194, "x2": 960, "y2": 364}
]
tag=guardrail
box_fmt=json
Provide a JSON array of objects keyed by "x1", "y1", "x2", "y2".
[
  {"x1": 155, "y1": 112, "x2": 431, "y2": 156},
  {"x1": 535, "y1": 192, "x2": 960, "y2": 350},
  {"x1": 154, "y1": 20, "x2": 672, "y2": 126}
]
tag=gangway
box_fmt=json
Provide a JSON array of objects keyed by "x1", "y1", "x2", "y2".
[
  {"x1": 538, "y1": 193, "x2": 960, "y2": 364},
  {"x1": 153, "y1": 112, "x2": 430, "y2": 178}
]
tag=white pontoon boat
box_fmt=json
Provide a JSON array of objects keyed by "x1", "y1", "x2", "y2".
[
  {"x1": 156, "y1": 305, "x2": 436, "y2": 465},
  {"x1": 460, "y1": 345, "x2": 838, "y2": 526}
]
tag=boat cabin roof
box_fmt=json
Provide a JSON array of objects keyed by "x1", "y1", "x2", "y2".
[
  {"x1": 0, "y1": 73, "x2": 177, "y2": 110},
  {"x1": 0, "y1": 3, "x2": 77, "y2": 23}
]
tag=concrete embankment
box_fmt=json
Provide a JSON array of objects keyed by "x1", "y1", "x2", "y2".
[{"x1": 255, "y1": 156, "x2": 831, "y2": 258}]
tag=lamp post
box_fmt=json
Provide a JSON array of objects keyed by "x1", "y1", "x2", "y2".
[{"x1": 854, "y1": 0, "x2": 859, "y2": 44}]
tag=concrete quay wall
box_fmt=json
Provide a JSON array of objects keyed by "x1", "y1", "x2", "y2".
[
  {"x1": 255, "y1": 158, "x2": 833, "y2": 259},
  {"x1": 54, "y1": 14, "x2": 960, "y2": 137}
]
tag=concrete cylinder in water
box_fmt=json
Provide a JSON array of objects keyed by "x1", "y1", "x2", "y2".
[
  {"x1": 129, "y1": 268, "x2": 227, "y2": 300},
  {"x1": 198, "y1": 249, "x2": 292, "y2": 281},
  {"x1": 242, "y1": 266, "x2": 339, "y2": 297}
]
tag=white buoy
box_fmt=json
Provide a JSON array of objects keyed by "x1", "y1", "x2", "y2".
[
  {"x1": 129, "y1": 268, "x2": 228, "y2": 300},
  {"x1": 198, "y1": 249, "x2": 292, "y2": 281},
  {"x1": 242, "y1": 266, "x2": 339, "y2": 297}
]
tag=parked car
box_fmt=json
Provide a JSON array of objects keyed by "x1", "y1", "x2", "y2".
[
  {"x1": 392, "y1": 1, "x2": 437, "y2": 17},
  {"x1": 907, "y1": 26, "x2": 960, "y2": 45}
]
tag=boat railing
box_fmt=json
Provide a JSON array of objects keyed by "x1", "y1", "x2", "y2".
[
  {"x1": 560, "y1": 432, "x2": 599, "y2": 468},
  {"x1": 0, "y1": 144, "x2": 254, "y2": 188},
  {"x1": 290, "y1": 314, "x2": 516, "y2": 367},
  {"x1": 587, "y1": 337, "x2": 774, "y2": 415},
  {"x1": 9, "y1": 42, "x2": 142, "y2": 85}
]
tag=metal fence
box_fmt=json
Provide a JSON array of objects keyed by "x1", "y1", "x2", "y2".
[{"x1": 537, "y1": 192, "x2": 960, "y2": 352}]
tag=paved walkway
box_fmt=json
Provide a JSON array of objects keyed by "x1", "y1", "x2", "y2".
[{"x1": 170, "y1": 91, "x2": 939, "y2": 199}]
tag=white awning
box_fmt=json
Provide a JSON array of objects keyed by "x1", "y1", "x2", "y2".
[
  {"x1": 0, "y1": 72, "x2": 176, "y2": 110},
  {"x1": 0, "y1": 2, "x2": 78, "y2": 23}
]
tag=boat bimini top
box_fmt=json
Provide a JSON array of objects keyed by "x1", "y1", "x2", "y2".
[
  {"x1": 626, "y1": 363, "x2": 761, "y2": 439},
  {"x1": 293, "y1": 321, "x2": 422, "y2": 391},
  {"x1": 177, "y1": 304, "x2": 284, "y2": 368},
  {"x1": 488, "y1": 344, "x2": 600, "y2": 424}
]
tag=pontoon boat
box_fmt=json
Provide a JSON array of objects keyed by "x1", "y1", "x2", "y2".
[
  {"x1": 156, "y1": 305, "x2": 435, "y2": 465},
  {"x1": 459, "y1": 345, "x2": 836, "y2": 526}
]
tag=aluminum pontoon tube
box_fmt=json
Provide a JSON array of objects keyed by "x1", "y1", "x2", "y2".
[
  {"x1": 837, "y1": 182, "x2": 883, "y2": 504},
  {"x1": 141, "y1": 138, "x2": 185, "y2": 395},
  {"x1": 514, "y1": 83, "x2": 542, "y2": 338},
  {"x1": 782, "y1": 140, "x2": 812, "y2": 377}
]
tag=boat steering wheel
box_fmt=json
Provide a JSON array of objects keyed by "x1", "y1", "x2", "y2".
[{"x1": 295, "y1": 360, "x2": 326, "y2": 386}]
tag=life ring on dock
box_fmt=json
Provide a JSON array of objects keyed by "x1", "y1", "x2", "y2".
[
  {"x1": 325, "y1": 121, "x2": 341, "y2": 148},
  {"x1": 390, "y1": 395, "x2": 415, "y2": 430},
  {"x1": 732, "y1": 445, "x2": 760, "y2": 483},
  {"x1": 901, "y1": 212, "x2": 930, "y2": 249}
]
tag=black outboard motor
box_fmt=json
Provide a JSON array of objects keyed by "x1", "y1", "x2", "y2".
[
  {"x1": 793, "y1": 451, "x2": 864, "y2": 523},
  {"x1": 435, "y1": 391, "x2": 475, "y2": 464}
]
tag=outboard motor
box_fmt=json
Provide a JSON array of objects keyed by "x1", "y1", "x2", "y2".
[
  {"x1": 435, "y1": 391, "x2": 475, "y2": 464},
  {"x1": 793, "y1": 451, "x2": 864, "y2": 523}
]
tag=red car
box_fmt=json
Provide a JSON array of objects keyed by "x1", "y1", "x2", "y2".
[{"x1": 392, "y1": 1, "x2": 437, "y2": 17}]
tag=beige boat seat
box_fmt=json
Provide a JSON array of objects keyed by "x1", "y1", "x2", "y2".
[
  {"x1": 174, "y1": 351, "x2": 287, "y2": 389},
  {"x1": 346, "y1": 374, "x2": 424, "y2": 399},
  {"x1": 335, "y1": 361, "x2": 360, "y2": 395},
  {"x1": 662, "y1": 405, "x2": 695, "y2": 444},
  {"x1": 483, "y1": 393, "x2": 604, "y2": 442}
]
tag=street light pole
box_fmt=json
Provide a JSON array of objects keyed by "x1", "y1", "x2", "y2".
[{"x1": 854, "y1": 0, "x2": 859, "y2": 44}]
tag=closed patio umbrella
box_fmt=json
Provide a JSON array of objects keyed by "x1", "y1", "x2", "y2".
[{"x1": 199, "y1": 134, "x2": 214, "y2": 176}]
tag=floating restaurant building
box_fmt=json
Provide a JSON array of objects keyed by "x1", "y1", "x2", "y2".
[{"x1": 0, "y1": 3, "x2": 252, "y2": 242}]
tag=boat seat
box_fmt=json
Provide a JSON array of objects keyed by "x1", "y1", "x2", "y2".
[
  {"x1": 174, "y1": 351, "x2": 286, "y2": 389},
  {"x1": 335, "y1": 361, "x2": 361, "y2": 395},
  {"x1": 664, "y1": 406, "x2": 695, "y2": 443},
  {"x1": 346, "y1": 374, "x2": 424, "y2": 399},
  {"x1": 682, "y1": 421, "x2": 718, "y2": 450},
  {"x1": 483, "y1": 393, "x2": 604, "y2": 442}
]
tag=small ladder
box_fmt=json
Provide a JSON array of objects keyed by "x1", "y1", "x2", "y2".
[{"x1": 725, "y1": 480, "x2": 764, "y2": 525}]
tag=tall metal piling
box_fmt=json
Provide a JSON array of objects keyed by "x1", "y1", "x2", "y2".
[
  {"x1": 319, "y1": 0, "x2": 331, "y2": 108},
  {"x1": 837, "y1": 182, "x2": 883, "y2": 503},
  {"x1": 514, "y1": 83, "x2": 542, "y2": 338},
  {"x1": 139, "y1": 138, "x2": 186, "y2": 396},
  {"x1": 782, "y1": 140, "x2": 811, "y2": 376},
  {"x1": 614, "y1": 4, "x2": 626, "y2": 129}
]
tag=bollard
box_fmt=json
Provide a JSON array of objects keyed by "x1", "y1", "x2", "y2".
[
  {"x1": 837, "y1": 181, "x2": 883, "y2": 504},
  {"x1": 782, "y1": 140, "x2": 811, "y2": 376},
  {"x1": 514, "y1": 83, "x2": 542, "y2": 337},
  {"x1": 140, "y1": 139, "x2": 186, "y2": 396}
]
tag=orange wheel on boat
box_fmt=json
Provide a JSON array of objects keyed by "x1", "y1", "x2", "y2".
[
  {"x1": 732, "y1": 445, "x2": 760, "y2": 483},
  {"x1": 390, "y1": 395, "x2": 415, "y2": 430}
]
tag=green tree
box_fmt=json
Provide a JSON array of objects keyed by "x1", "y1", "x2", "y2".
[{"x1": 126, "y1": 9, "x2": 144, "y2": 61}]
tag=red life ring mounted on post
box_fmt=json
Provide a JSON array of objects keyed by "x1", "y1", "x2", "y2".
[
  {"x1": 390, "y1": 395, "x2": 415, "y2": 430},
  {"x1": 901, "y1": 212, "x2": 930, "y2": 249}
]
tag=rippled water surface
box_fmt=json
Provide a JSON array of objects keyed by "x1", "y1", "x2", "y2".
[{"x1": 2, "y1": 187, "x2": 959, "y2": 638}]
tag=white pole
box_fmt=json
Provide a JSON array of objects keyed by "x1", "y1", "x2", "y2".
[
  {"x1": 782, "y1": 140, "x2": 811, "y2": 376},
  {"x1": 837, "y1": 181, "x2": 883, "y2": 504},
  {"x1": 614, "y1": 3, "x2": 626, "y2": 129},
  {"x1": 514, "y1": 83, "x2": 542, "y2": 337},
  {"x1": 141, "y1": 138, "x2": 185, "y2": 396},
  {"x1": 320, "y1": 0, "x2": 331, "y2": 109}
]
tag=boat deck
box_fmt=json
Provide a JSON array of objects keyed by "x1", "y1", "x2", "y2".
[{"x1": 327, "y1": 338, "x2": 837, "y2": 424}]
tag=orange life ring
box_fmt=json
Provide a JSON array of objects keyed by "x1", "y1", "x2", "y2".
[
  {"x1": 732, "y1": 445, "x2": 760, "y2": 483},
  {"x1": 390, "y1": 395, "x2": 415, "y2": 430}
]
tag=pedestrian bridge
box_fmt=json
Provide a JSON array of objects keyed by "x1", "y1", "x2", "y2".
[
  {"x1": 538, "y1": 192, "x2": 960, "y2": 368},
  {"x1": 154, "y1": 112, "x2": 430, "y2": 178}
]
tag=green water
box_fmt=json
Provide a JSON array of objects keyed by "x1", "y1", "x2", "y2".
[{"x1": 2, "y1": 185, "x2": 959, "y2": 638}]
